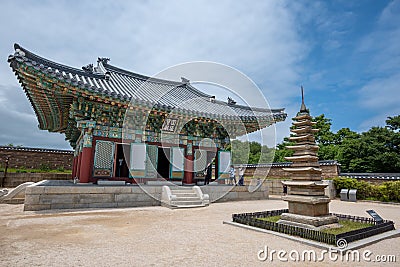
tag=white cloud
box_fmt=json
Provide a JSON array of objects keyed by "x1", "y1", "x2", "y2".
[
  {"x1": 357, "y1": 0, "x2": 400, "y2": 130},
  {"x1": 0, "y1": 0, "x2": 309, "y2": 148}
]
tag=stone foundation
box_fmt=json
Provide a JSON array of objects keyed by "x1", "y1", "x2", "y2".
[
  {"x1": 23, "y1": 180, "x2": 269, "y2": 211},
  {"x1": 277, "y1": 213, "x2": 339, "y2": 230},
  {"x1": 282, "y1": 195, "x2": 331, "y2": 216}
]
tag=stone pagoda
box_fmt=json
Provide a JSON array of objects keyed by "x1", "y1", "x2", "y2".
[{"x1": 278, "y1": 87, "x2": 339, "y2": 230}]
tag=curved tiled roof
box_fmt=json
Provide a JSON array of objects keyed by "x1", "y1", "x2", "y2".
[
  {"x1": 339, "y1": 173, "x2": 400, "y2": 180},
  {"x1": 9, "y1": 44, "x2": 287, "y2": 120},
  {"x1": 237, "y1": 160, "x2": 340, "y2": 168},
  {"x1": 0, "y1": 146, "x2": 73, "y2": 154}
]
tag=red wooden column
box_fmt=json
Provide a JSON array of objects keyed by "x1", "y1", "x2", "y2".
[
  {"x1": 79, "y1": 146, "x2": 93, "y2": 183},
  {"x1": 75, "y1": 120, "x2": 96, "y2": 183},
  {"x1": 78, "y1": 132, "x2": 94, "y2": 183},
  {"x1": 72, "y1": 155, "x2": 78, "y2": 178},
  {"x1": 76, "y1": 150, "x2": 82, "y2": 181},
  {"x1": 183, "y1": 142, "x2": 194, "y2": 184}
]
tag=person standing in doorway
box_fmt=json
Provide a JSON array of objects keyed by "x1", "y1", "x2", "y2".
[
  {"x1": 204, "y1": 162, "x2": 212, "y2": 185},
  {"x1": 229, "y1": 165, "x2": 237, "y2": 185},
  {"x1": 238, "y1": 166, "x2": 245, "y2": 186},
  {"x1": 283, "y1": 184, "x2": 288, "y2": 195}
]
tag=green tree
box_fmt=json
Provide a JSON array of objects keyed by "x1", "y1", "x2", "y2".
[
  {"x1": 386, "y1": 115, "x2": 400, "y2": 131},
  {"x1": 274, "y1": 113, "x2": 400, "y2": 172},
  {"x1": 228, "y1": 140, "x2": 275, "y2": 164},
  {"x1": 313, "y1": 114, "x2": 335, "y2": 145},
  {"x1": 273, "y1": 138, "x2": 294, "y2": 162}
]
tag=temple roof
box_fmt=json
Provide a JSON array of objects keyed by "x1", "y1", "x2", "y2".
[
  {"x1": 8, "y1": 44, "x2": 286, "y2": 120},
  {"x1": 8, "y1": 44, "x2": 287, "y2": 146}
]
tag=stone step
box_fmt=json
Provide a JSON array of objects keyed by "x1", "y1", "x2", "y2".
[
  {"x1": 173, "y1": 196, "x2": 202, "y2": 201},
  {"x1": 172, "y1": 192, "x2": 198, "y2": 197},
  {"x1": 171, "y1": 200, "x2": 203, "y2": 206},
  {"x1": 171, "y1": 204, "x2": 206, "y2": 209},
  {"x1": 170, "y1": 189, "x2": 196, "y2": 194},
  {"x1": 162, "y1": 185, "x2": 209, "y2": 209}
]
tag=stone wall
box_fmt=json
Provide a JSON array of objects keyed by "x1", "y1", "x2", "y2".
[
  {"x1": 1, "y1": 172, "x2": 70, "y2": 188},
  {"x1": 24, "y1": 180, "x2": 269, "y2": 211},
  {"x1": 1, "y1": 156, "x2": 340, "y2": 188},
  {"x1": 0, "y1": 146, "x2": 73, "y2": 170}
]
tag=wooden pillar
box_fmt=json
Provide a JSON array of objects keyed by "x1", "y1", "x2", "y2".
[
  {"x1": 78, "y1": 132, "x2": 94, "y2": 183},
  {"x1": 72, "y1": 155, "x2": 78, "y2": 178},
  {"x1": 184, "y1": 142, "x2": 194, "y2": 184},
  {"x1": 79, "y1": 146, "x2": 93, "y2": 183},
  {"x1": 184, "y1": 155, "x2": 194, "y2": 184},
  {"x1": 76, "y1": 151, "x2": 82, "y2": 180},
  {"x1": 75, "y1": 120, "x2": 96, "y2": 183}
]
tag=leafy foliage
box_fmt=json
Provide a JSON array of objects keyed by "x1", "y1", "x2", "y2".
[
  {"x1": 227, "y1": 140, "x2": 275, "y2": 164},
  {"x1": 386, "y1": 115, "x2": 400, "y2": 131},
  {"x1": 333, "y1": 177, "x2": 400, "y2": 202},
  {"x1": 274, "y1": 113, "x2": 400, "y2": 172}
]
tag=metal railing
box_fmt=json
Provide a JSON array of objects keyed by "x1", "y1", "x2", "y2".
[{"x1": 232, "y1": 210, "x2": 395, "y2": 245}]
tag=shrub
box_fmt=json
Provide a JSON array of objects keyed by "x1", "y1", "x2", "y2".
[
  {"x1": 333, "y1": 177, "x2": 400, "y2": 202},
  {"x1": 39, "y1": 164, "x2": 50, "y2": 171},
  {"x1": 57, "y1": 166, "x2": 65, "y2": 172}
]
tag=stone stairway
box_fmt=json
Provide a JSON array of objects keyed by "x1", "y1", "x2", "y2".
[
  {"x1": 0, "y1": 182, "x2": 34, "y2": 204},
  {"x1": 161, "y1": 186, "x2": 209, "y2": 209}
]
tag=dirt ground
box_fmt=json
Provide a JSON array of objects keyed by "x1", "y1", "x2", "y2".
[{"x1": 0, "y1": 198, "x2": 399, "y2": 266}]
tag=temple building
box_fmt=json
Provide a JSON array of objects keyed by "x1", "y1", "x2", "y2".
[{"x1": 8, "y1": 44, "x2": 287, "y2": 185}]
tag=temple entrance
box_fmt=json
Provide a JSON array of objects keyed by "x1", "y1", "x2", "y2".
[
  {"x1": 114, "y1": 143, "x2": 130, "y2": 178},
  {"x1": 157, "y1": 147, "x2": 171, "y2": 179},
  {"x1": 194, "y1": 149, "x2": 217, "y2": 180}
]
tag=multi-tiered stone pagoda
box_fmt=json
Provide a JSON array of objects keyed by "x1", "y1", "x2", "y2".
[{"x1": 278, "y1": 87, "x2": 339, "y2": 230}]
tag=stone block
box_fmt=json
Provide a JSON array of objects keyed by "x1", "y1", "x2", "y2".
[
  {"x1": 115, "y1": 193, "x2": 138, "y2": 202},
  {"x1": 78, "y1": 187, "x2": 105, "y2": 194},
  {"x1": 24, "y1": 194, "x2": 41, "y2": 205},
  {"x1": 116, "y1": 202, "x2": 136, "y2": 208},
  {"x1": 45, "y1": 186, "x2": 76, "y2": 194},
  {"x1": 24, "y1": 204, "x2": 51, "y2": 211},
  {"x1": 25, "y1": 186, "x2": 45, "y2": 194},
  {"x1": 40, "y1": 194, "x2": 79, "y2": 204},
  {"x1": 79, "y1": 194, "x2": 113, "y2": 204},
  {"x1": 136, "y1": 193, "x2": 155, "y2": 202},
  {"x1": 103, "y1": 186, "x2": 132, "y2": 194},
  {"x1": 288, "y1": 202, "x2": 329, "y2": 217},
  {"x1": 139, "y1": 186, "x2": 161, "y2": 194},
  {"x1": 51, "y1": 203, "x2": 74, "y2": 209},
  {"x1": 73, "y1": 203, "x2": 90, "y2": 209},
  {"x1": 88, "y1": 202, "x2": 118, "y2": 208},
  {"x1": 225, "y1": 192, "x2": 238, "y2": 200}
]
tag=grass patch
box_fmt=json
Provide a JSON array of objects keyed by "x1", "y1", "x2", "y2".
[
  {"x1": 321, "y1": 220, "x2": 374, "y2": 235},
  {"x1": 256, "y1": 216, "x2": 373, "y2": 235},
  {"x1": 257, "y1": 215, "x2": 281, "y2": 223},
  {"x1": 0, "y1": 168, "x2": 72, "y2": 174}
]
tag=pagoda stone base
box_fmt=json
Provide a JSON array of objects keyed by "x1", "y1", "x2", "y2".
[
  {"x1": 277, "y1": 213, "x2": 340, "y2": 231},
  {"x1": 282, "y1": 195, "x2": 331, "y2": 217}
]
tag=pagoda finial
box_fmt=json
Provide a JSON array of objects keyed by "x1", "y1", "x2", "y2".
[{"x1": 300, "y1": 85, "x2": 308, "y2": 113}]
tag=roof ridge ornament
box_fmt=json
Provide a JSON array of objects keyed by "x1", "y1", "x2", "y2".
[
  {"x1": 82, "y1": 64, "x2": 94, "y2": 73},
  {"x1": 97, "y1": 57, "x2": 110, "y2": 65},
  {"x1": 300, "y1": 85, "x2": 308, "y2": 113},
  {"x1": 181, "y1": 77, "x2": 190, "y2": 84},
  {"x1": 227, "y1": 97, "x2": 236, "y2": 105}
]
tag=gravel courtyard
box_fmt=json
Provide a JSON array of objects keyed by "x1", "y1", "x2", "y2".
[{"x1": 0, "y1": 198, "x2": 399, "y2": 266}]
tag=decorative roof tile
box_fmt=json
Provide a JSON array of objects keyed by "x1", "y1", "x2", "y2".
[{"x1": 9, "y1": 43, "x2": 286, "y2": 121}]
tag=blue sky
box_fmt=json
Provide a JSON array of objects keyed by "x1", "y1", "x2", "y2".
[{"x1": 0, "y1": 0, "x2": 399, "y2": 150}]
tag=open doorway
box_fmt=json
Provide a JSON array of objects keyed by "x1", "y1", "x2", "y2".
[
  {"x1": 114, "y1": 143, "x2": 130, "y2": 178},
  {"x1": 206, "y1": 151, "x2": 216, "y2": 179},
  {"x1": 157, "y1": 147, "x2": 170, "y2": 179}
]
